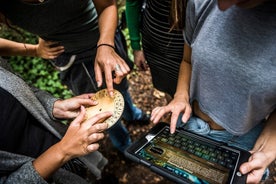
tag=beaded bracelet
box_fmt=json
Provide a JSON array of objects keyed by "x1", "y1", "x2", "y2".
[{"x1": 97, "y1": 43, "x2": 115, "y2": 50}]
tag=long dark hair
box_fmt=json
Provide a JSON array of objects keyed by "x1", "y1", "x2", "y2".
[{"x1": 170, "y1": 0, "x2": 187, "y2": 30}]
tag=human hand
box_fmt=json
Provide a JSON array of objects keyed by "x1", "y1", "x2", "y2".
[
  {"x1": 53, "y1": 93, "x2": 98, "y2": 119},
  {"x1": 94, "y1": 45, "x2": 130, "y2": 96},
  {"x1": 36, "y1": 37, "x2": 64, "y2": 59},
  {"x1": 57, "y1": 106, "x2": 111, "y2": 161},
  {"x1": 151, "y1": 96, "x2": 192, "y2": 134},
  {"x1": 133, "y1": 50, "x2": 148, "y2": 71},
  {"x1": 239, "y1": 151, "x2": 272, "y2": 184}
]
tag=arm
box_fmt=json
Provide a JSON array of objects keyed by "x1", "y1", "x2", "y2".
[
  {"x1": 125, "y1": 0, "x2": 142, "y2": 51},
  {"x1": 240, "y1": 109, "x2": 276, "y2": 183},
  {"x1": 93, "y1": 0, "x2": 130, "y2": 97},
  {"x1": 151, "y1": 43, "x2": 192, "y2": 133},
  {"x1": 125, "y1": 0, "x2": 148, "y2": 71},
  {"x1": 0, "y1": 38, "x2": 38, "y2": 57},
  {"x1": 0, "y1": 38, "x2": 64, "y2": 59}
]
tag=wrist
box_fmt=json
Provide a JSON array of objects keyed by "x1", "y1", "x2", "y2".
[
  {"x1": 97, "y1": 43, "x2": 115, "y2": 50},
  {"x1": 133, "y1": 49, "x2": 142, "y2": 55},
  {"x1": 24, "y1": 43, "x2": 38, "y2": 57},
  {"x1": 130, "y1": 40, "x2": 141, "y2": 50},
  {"x1": 97, "y1": 40, "x2": 114, "y2": 47},
  {"x1": 54, "y1": 142, "x2": 73, "y2": 163},
  {"x1": 34, "y1": 44, "x2": 39, "y2": 57},
  {"x1": 174, "y1": 91, "x2": 189, "y2": 101}
]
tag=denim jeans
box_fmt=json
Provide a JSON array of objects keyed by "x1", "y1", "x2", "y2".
[
  {"x1": 177, "y1": 116, "x2": 264, "y2": 151},
  {"x1": 106, "y1": 89, "x2": 141, "y2": 153}
]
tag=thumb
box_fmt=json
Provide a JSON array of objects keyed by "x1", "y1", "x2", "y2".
[
  {"x1": 70, "y1": 106, "x2": 86, "y2": 127},
  {"x1": 239, "y1": 161, "x2": 251, "y2": 175},
  {"x1": 239, "y1": 153, "x2": 263, "y2": 175}
]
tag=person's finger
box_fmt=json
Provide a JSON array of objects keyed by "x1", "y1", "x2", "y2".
[
  {"x1": 114, "y1": 61, "x2": 129, "y2": 75},
  {"x1": 104, "y1": 65, "x2": 115, "y2": 97},
  {"x1": 69, "y1": 106, "x2": 86, "y2": 127},
  {"x1": 182, "y1": 105, "x2": 192, "y2": 123},
  {"x1": 50, "y1": 46, "x2": 65, "y2": 52},
  {"x1": 113, "y1": 61, "x2": 128, "y2": 84},
  {"x1": 150, "y1": 106, "x2": 162, "y2": 122},
  {"x1": 114, "y1": 63, "x2": 124, "y2": 78},
  {"x1": 151, "y1": 106, "x2": 170, "y2": 124},
  {"x1": 239, "y1": 153, "x2": 266, "y2": 183},
  {"x1": 71, "y1": 98, "x2": 98, "y2": 108},
  {"x1": 86, "y1": 143, "x2": 100, "y2": 152},
  {"x1": 89, "y1": 122, "x2": 108, "y2": 134},
  {"x1": 94, "y1": 63, "x2": 103, "y2": 88},
  {"x1": 48, "y1": 41, "x2": 61, "y2": 48},
  {"x1": 83, "y1": 111, "x2": 112, "y2": 128},
  {"x1": 240, "y1": 155, "x2": 262, "y2": 175},
  {"x1": 88, "y1": 132, "x2": 105, "y2": 143},
  {"x1": 141, "y1": 60, "x2": 148, "y2": 71},
  {"x1": 170, "y1": 111, "x2": 180, "y2": 134}
]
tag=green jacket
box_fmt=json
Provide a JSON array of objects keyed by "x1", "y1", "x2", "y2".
[{"x1": 125, "y1": 0, "x2": 143, "y2": 50}]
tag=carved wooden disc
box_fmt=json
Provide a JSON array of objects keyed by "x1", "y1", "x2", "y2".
[{"x1": 85, "y1": 89, "x2": 124, "y2": 128}]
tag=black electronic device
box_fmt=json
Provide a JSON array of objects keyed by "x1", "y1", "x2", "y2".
[{"x1": 125, "y1": 122, "x2": 250, "y2": 184}]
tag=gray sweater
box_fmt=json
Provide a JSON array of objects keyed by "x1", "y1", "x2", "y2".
[{"x1": 0, "y1": 59, "x2": 107, "y2": 183}]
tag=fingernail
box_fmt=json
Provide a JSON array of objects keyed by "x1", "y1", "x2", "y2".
[{"x1": 97, "y1": 81, "x2": 101, "y2": 87}]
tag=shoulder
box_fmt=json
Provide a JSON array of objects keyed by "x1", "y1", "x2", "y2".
[
  {"x1": 186, "y1": 0, "x2": 215, "y2": 16},
  {"x1": 184, "y1": 0, "x2": 216, "y2": 45}
]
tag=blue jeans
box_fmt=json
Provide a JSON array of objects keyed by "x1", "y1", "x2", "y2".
[
  {"x1": 106, "y1": 89, "x2": 141, "y2": 153},
  {"x1": 120, "y1": 89, "x2": 143, "y2": 121},
  {"x1": 176, "y1": 116, "x2": 264, "y2": 151}
]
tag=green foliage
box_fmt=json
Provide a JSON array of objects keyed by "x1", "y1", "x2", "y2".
[
  {"x1": 8, "y1": 56, "x2": 73, "y2": 99},
  {"x1": 0, "y1": 25, "x2": 73, "y2": 99},
  {"x1": 117, "y1": 1, "x2": 135, "y2": 65}
]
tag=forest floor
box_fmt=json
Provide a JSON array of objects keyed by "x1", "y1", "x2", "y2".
[{"x1": 99, "y1": 69, "x2": 276, "y2": 184}]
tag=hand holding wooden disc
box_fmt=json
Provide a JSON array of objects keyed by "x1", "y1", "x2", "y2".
[{"x1": 85, "y1": 89, "x2": 124, "y2": 128}]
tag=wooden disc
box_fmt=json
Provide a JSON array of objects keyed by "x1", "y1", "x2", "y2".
[{"x1": 85, "y1": 89, "x2": 124, "y2": 128}]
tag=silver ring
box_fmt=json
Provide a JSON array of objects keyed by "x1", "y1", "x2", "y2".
[{"x1": 115, "y1": 64, "x2": 121, "y2": 72}]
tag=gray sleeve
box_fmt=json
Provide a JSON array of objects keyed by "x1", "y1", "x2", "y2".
[
  {"x1": 31, "y1": 86, "x2": 60, "y2": 120},
  {"x1": 184, "y1": 0, "x2": 197, "y2": 45},
  {"x1": 184, "y1": 0, "x2": 215, "y2": 46},
  {"x1": 3, "y1": 161, "x2": 48, "y2": 184}
]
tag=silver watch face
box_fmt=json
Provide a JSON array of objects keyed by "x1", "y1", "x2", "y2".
[{"x1": 85, "y1": 89, "x2": 124, "y2": 128}]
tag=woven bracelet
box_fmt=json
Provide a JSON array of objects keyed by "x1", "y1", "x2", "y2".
[{"x1": 97, "y1": 43, "x2": 115, "y2": 50}]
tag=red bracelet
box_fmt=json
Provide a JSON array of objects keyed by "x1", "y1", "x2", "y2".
[{"x1": 97, "y1": 43, "x2": 115, "y2": 50}]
